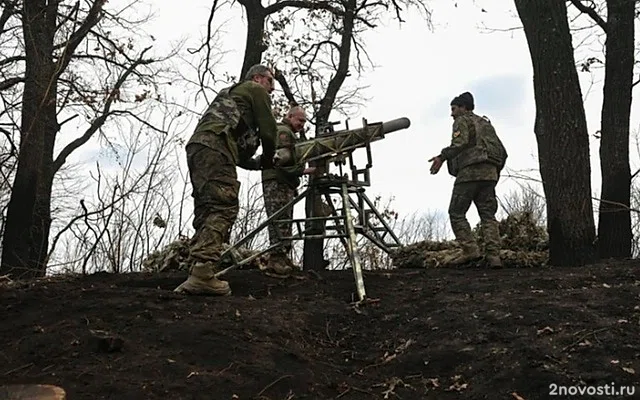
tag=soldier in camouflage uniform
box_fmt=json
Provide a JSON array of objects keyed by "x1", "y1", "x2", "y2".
[
  {"x1": 429, "y1": 92, "x2": 508, "y2": 269},
  {"x1": 261, "y1": 106, "x2": 316, "y2": 272},
  {"x1": 174, "y1": 64, "x2": 278, "y2": 296}
]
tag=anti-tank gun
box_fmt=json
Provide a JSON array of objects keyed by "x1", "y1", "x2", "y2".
[
  {"x1": 216, "y1": 116, "x2": 411, "y2": 304},
  {"x1": 273, "y1": 117, "x2": 411, "y2": 185}
]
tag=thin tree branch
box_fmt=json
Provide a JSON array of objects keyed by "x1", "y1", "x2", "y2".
[
  {"x1": 274, "y1": 67, "x2": 298, "y2": 106},
  {"x1": 0, "y1": 76, "x2": 24, "y2": 91},
  {"x1": 54, "y1": 0, "x2": 105, "y2": 78},
  {"x1": 0, "y1": 55, "x2": 25, "y2": 67},
  {"x1": 52, "y1": 46, "x2": 154, "y2": 173},
  {"x1": 568, "y1": 0, "x2": 607, "y2": 33}
]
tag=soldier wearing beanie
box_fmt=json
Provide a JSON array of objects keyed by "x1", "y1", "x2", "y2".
[{"x1": 428, "y1": 91, "x2": 508, "y2": 269}]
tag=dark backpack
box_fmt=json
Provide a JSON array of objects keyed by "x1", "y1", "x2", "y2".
[
  {"x1": 448, "y1": 114, "x2": 507, "y2": 176},
  {"x1": 474, "y1": 115, "x2": 508, "y2": 171}
]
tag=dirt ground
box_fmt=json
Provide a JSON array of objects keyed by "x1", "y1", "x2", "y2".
[{"x1": 1, "y1": 261, "x2": 640, "y2": 400}]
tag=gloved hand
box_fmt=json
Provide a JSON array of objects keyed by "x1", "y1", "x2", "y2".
[{"x1": 428, "y1": 155, "x2": 443, "y2": 175}]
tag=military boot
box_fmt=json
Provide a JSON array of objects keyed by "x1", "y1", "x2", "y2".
[
  {"x1": 485, "y1": 254, "x2": 503, "y2": 269},
  {"x1": 174, "y1": 262, "x2": 231, "y2": 296},
  {"x1": 445, "y1": 243, "x2": 482, "y2": 266},
  {"x1": 262, "y1": 253, "x2": 294, "y2": 278}
]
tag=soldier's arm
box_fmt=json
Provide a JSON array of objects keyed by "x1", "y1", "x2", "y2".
[
  {"x1": 250, "y1": 86, "x2": 278, "y2": 168},
  {"x1": 439, "y1": 117, "x2": 472, "y2": 160},
  {"x1": 275, "y1": 128, "x2": 305, "y2": 176}
]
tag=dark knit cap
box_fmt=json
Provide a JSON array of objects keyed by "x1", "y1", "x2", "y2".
[{"x1": 450, "y1": 92, "x2": 474, "y2": 110}]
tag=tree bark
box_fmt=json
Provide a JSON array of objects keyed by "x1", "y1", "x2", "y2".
[
  {"x1": 238, "y1": 0, "x2": 267, "y2": 80},
  {"x1": 596, "y1": 0, "x2": 635, "y2": 259},
  {"x1": 302, "y1": 0, "x2": 357, "y2": 271},
  {"x1": 514, "y1": 0, "x2": 596, "y2": 266},
  {"x1": 1, "y1": 0, "x2": 58, "y2": 278}
]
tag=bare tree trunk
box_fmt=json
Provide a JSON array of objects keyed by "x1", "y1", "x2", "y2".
[
  {"x1": 238, "y1": 0, "x2": 267, "y2": 79},
  {"x1": 596, "y1": 0, "x2": 635, "y2": 259},
  {"x1": 303, "y1": 0, "x2": 356, "y2": 271},
  {"x1": 514, "y1": 0, "x2": 596, "y2": 266},
  {"x1": 1, "y1": 0, "x2": 58, "y2": 278}
]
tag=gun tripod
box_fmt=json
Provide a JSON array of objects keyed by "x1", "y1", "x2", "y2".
[{"x1": 214, "y1": 145, "x2": 402, "y2": 302}]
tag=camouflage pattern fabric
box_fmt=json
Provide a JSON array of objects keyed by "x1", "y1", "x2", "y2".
[
  {"x1": 185, "y1": 140, "x2": 240, "y2": 278},
  {"x1": 443, "y1": 111, "x2": 503, "y2": 184},
  {"x1": 261, "y1": 123, "x2": 305, "y2": 188},
  {"x1": 261, "y1": 122, "x2": 306, "y2": 255},
  {"x1": 448, "y1": 180, "x2": 501, "y2": 257},
  {"x1": 262, "y1": 179, "x2": 297, "y2": 254},
  {"x1": 187, "y1": 80, "x2": 277, "y2": 169},
  {"x1": 181, "y1": 78, "x2": 278, "y2": 282}
]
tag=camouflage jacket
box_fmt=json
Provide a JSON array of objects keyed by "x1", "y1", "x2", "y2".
[
  {"x1": 440, "y1": 111, "x2": 498, "y2": 184},
  {"x1": 186, "y1": 81, "x2": 277, "y2": 169},
  {"x1": 262, "y1": 122, "x2": 305, "y2": 189}
]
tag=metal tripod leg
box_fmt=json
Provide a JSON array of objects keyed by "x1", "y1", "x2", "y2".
[
  {"x1": 341, "y1": 182, "x2": 366, "y2": 301},
  {"x1": 213, "y1": 187, "x2": 311, "y2": 278}
]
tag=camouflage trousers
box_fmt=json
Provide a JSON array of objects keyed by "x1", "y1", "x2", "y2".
[
  {"x1": 186, "y1": 141, "x2": 240, "y2": 278},
  {"x1": 448, "y1": 180, "x2": 501, "y2": 256},
  {"x1": 262, "y1": 179, "x2": 296, "y2": 255}
]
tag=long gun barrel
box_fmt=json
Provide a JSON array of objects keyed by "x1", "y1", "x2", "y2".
[{"x1": 274, "y1": 117, "x2": 410, "y2": 166}]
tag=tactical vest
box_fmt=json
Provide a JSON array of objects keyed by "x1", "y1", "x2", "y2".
[
  {"x1": 262, "y1": 123, "x2": 301, "y2": 189},
  {"x1": 447, "y1": 113, "x2": 508, "y2": 177},
  {"x1": 197, "y1": 85, "x2": 242, "y2": 135},
  {"x1": 188, "y1": 82, "x2": 262, "y2": 164}
]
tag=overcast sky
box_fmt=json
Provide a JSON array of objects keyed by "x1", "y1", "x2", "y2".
[{"x1": 72, "y1": 0, "x2": 640, "y2": 238}]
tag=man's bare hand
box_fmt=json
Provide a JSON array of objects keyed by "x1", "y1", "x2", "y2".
[
  {"x1": 303, "y1": 167, "x2": 316, "y2": 175},
  {"x1": 429, "y1": 155, "x2": 443, "y2": 175}
]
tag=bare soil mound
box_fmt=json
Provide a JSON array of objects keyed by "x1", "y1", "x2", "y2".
[{"x1": 1, "y1": 261, "x2": 640, "y2": 399}]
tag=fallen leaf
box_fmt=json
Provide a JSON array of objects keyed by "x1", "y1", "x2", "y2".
[
  {"x1": 603, "y1": 283, "x2": 611, "y2": 288},
  {"x1": 427, "y1": 378, "x2": 439, "y2": 388},
  {"x1": 447, "y1": 382, "x2": 468, "y2": 391},
  {"x1": 537, "y1": 326, "x2": 554, "y2": 335},
  {"x1": 622, "y1": 367, "x2": 635, "y2": 374},
  {"x1": 618, "y1": 319, "x2": 628, "y2": 324},
  {"x1": 511, "y1": 392, "x2": 526, "y2": 400},
  {"x1": 611, "y1": 360, "x2": 620, "y2": 365}
]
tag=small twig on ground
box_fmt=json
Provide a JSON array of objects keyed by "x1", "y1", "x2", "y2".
[
  {"x1": 257, "y1": 375, "x2": 292, "y2": 397},
  {"x1": 325, "y1": 320, "x2": 333, "y2": 343},
  {"x1": 217, "y1": 362, "x2": 234, "y2": 375},
  {"x1": 350, "y1": 386, "x2": 379, "y2": 397},
  {"x1": 562, "y1": 327, "x2": 610, "y2": 352},
  {"x1": 3, "y1": 363, "x2": 34, "y2": 376}
]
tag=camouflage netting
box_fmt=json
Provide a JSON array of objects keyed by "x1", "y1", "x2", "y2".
[
  {"x1": 389, "y1": 211, "x2": 549, "y2": 268},
  {"x1": 144, "y1": 212, "x2": 548, "y2": 272},
  {"x1": 142, "y1": 238, "x2": 267, "y2": 272}
]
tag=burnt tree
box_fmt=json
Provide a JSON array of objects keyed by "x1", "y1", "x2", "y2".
[
  {"x1": 514, "y1": 0, "x2": 597, "y2": 266},
  {"x1": 596, "y1": 0, "x2": 635, "y2": 259},
  {"x1": 569, "y1": 0, "x2": 636, "y2": 259},
  {"x1": 0, "y1": 0, "x2": 158, "y2": 278}
]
